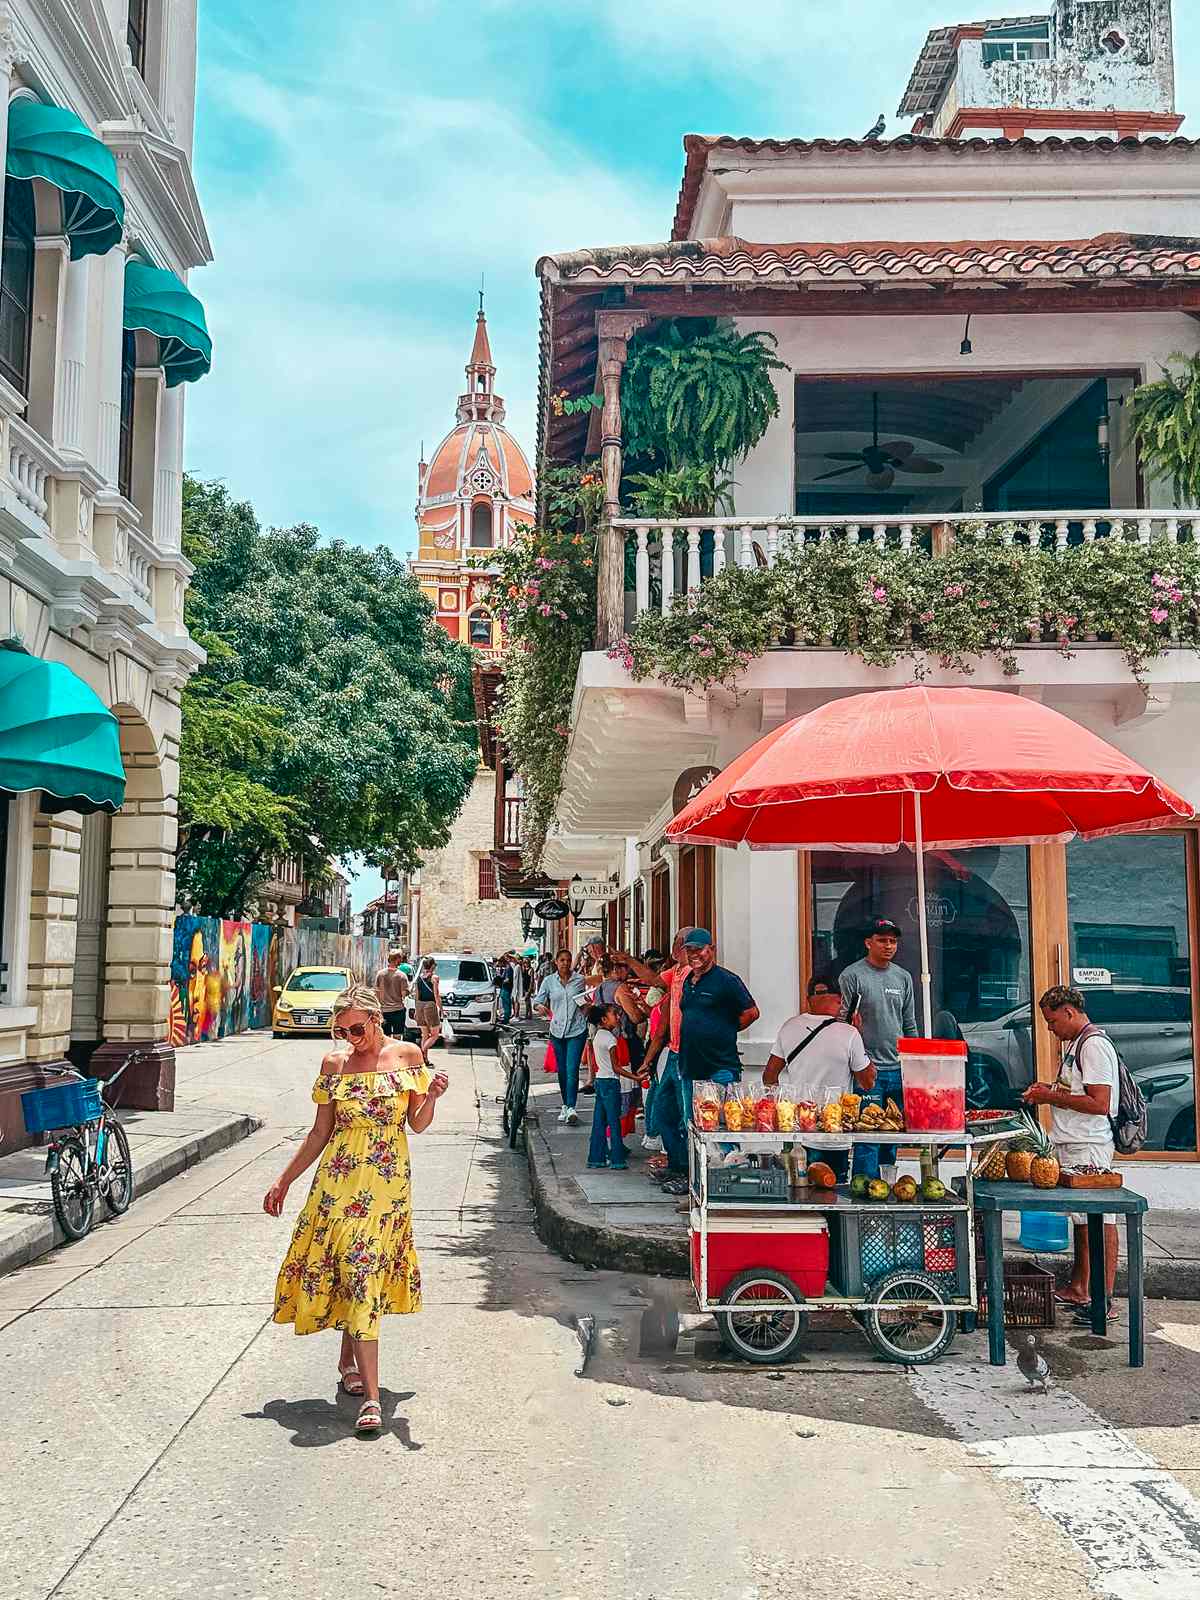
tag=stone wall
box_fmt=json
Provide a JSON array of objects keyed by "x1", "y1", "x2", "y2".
[{"x1": 415, "y1": 769, "x2": 523, "y2": 955}]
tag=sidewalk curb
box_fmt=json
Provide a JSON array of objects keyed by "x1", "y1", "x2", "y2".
[
  {"x1": 0, "y1": 1111, "x2": 262, "y2": 1279},
  {"x1": 525, "y1": 1125, "x2": 1200, "y2": 1298}
]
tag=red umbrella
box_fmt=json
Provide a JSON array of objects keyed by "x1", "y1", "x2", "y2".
[{"x1": 667, "y1": 686, "x2": 1193, "y2": 1031}]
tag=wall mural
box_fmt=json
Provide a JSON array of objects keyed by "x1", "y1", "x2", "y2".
[{"x1": 169, "y1": 918, "x2": 391, "y2": 1047}]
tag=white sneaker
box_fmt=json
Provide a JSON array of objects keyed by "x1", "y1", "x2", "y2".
[
  {"x1": 557, "y1": 1107, "x2": 569, "y2": 1123},
  {"x1": 565, "y1": 1109, "x2": 580, "y2": 1126}
]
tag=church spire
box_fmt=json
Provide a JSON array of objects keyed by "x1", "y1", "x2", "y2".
[{"x1": 458, "y1": 293, "x2": 504, "y2": 424}]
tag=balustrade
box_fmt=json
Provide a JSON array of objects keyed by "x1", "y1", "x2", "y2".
[
  {"x1": 614, "y1": 510, "x2": 1199, "y2": 621},
  {"x1": 7, "y1": 420, "x2": 54, "y2": 529}
]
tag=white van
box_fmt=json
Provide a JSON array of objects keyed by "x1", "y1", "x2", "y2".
[{"x1": 405, "y1": 953, "x2": 496, "y2": 1042}]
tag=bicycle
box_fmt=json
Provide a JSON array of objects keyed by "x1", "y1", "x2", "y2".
[
  {"x1": 498, "y1": 1022, "x2": 546, "y2": 1150},
  {"x1": 21, "y1": 1049, "x2": 147, "y2": 1241}
]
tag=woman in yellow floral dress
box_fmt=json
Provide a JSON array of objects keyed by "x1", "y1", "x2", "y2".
[{"x1": 264, "y1": 983, "x2": 447, "y2": 1435}]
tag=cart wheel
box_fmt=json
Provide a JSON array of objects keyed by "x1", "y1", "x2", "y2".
[
  {"x1": 862, "y1": 1270, "x2": 957, "y2": 1365},
  {"x1": 716, "y1": 1269, "x2": 809, "y2": 1364}
]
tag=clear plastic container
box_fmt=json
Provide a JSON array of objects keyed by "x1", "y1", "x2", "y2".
[{"x1": 898, "y1": 1038, "x2": 967, "y2": 1132}]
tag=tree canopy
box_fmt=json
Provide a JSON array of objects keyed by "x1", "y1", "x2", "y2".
[{"x1": 177, "y1": 476, "x2": 478, "y2": 915}]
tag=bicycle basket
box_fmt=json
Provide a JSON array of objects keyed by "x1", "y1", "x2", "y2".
[{"x1": 21, "y1": 1078, "x2": 103, "y2": 1135}]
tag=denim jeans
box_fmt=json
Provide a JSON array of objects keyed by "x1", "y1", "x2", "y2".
[
  {"x1": 853, "y1": 1068, "x2": 903, "y2": 1179},
  {"x1": 588, "y1": 1078, "x2": 626, "y2": 1167},
  {"x1": 497, "y1": 988, "x2": 513, "y2": 1024},
  {"x1": 553, "y1": 1031, "x2": 586, "y2": 1110},
  {"x1": 653, "y1": 1051, "x2": 689, "y2": 1174}
]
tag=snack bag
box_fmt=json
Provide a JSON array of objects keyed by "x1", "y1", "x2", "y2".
[
  {"x1": 693, "y1": 1085, "x2": 720, "y2": 1132},
  {"x1": 740, "y1": 1092, "x2": 756, "y2": 1129},
  {"x1": 722, "y1": 1096, "x2": 744, "y2": 1132},
  {"x1": 776, "y1": 1098, "x2": 796, "y2": 1133},
  {"x1": 796, "y1": 1102, "x2": 817, "y2": 1133},
  {"x1": 819, "y1": 1099, "x2": 843, "y2": 1133},
  {"x1": 755, "y1": 1095, "x2": 777, "y2": 1133}
]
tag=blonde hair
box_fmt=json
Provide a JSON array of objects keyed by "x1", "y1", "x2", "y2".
[{"x1": 331, "y1": 984, "x2": 384, "y2": 1024}]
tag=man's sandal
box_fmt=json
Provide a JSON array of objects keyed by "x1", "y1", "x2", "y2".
[
  {"x1": 355, "y1": 1399, "x2": 382, "y2": 1435},
  {"x1": 339, "y1": 1365, "x2": 365, "y2": 1397}
]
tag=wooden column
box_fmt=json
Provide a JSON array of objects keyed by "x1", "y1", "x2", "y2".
[
  {"x1": 595, "y1": 310, "x2": 650, "y2": 648},
  {"x1": 1028, "y1": 842, "x2": 1070, "y2": 1090}
]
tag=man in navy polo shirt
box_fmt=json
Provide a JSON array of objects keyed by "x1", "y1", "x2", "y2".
[{"x1": 677, "y1": 929, "x2": 759, "y2": 1121}]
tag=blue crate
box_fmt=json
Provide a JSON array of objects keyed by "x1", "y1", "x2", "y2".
[{"x1": 21, "y1": 1078, "x2": 103, "y2": 1134}]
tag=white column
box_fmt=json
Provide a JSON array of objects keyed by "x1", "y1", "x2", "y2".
[
  {"x1": 54, "y1": 255, "x2": 89, "y2": 455},
  {"x1": 152, "y1": 382, "x2": 184, "y2": 550},
  {"x1": 744, "y1": 850, "x2": 800, "y2": 1068},
  {"x1": 97, "y1": 246, "x2": 127, "y2": 486}
]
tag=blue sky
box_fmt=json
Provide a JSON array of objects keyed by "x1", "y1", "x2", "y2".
[{"x1": 184, "y1": 2, "x2": 1200, "y2": 909}]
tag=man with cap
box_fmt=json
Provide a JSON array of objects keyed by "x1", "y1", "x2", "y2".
[
  {"x1": 677, "y1": 929, "x2": 759, "y2": 1124},
  {"x1": 838, "y1": 917, "x2": 917, "y2": 1182}
]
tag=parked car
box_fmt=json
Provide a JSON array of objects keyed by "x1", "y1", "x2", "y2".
[
  {"x1": 1134, "y1": 1057, "x2": 1196, "y2": 1153},
  {"x1": 405, "y1": 954, "x2": 496, "y2": 1043},
  {"x1": 272, "y1": 966, "x2": 354, "y2": 1038},
  {"x1": 960, "y1": 986, "x2": 1193, "y2": 1109}
]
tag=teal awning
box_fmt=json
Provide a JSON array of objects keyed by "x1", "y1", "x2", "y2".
[
  {"x1": 123, "y1": 259, "x2": 212, "y2": 386},
  {"x1": 5, "y1": 99, "x2": 124, "y2": 261},
  {"x1": 0, "y1": 647, "x2": 125, "y2": 814}
]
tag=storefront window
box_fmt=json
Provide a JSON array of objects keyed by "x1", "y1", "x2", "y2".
[
  {"x1": 0, "y1": 794, "x2": 8, "y2": 999},
  {"x1": 1067, "y1": 835, "x2": 1196, "y2": 1155},
  {"x1": 811, "y1": 846, "x2": 1033, "y2": 1109}
]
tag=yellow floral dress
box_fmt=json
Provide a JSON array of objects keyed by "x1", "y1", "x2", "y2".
[{"x1": 272, "y1": 1068, "x2": 430, "y2": 1339}]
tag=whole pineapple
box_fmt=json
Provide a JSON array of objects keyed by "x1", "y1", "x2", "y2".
[
  {"x1": 1007, "y1": 1113, "x2": 1061, "y2": 1188},
  {"x1": 979, "y1": 1140, "x2": 1010, "y2": 1180}
]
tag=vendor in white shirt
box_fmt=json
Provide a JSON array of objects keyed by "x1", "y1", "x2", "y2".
[
  {"x1": 1024, "y1": 985, "x2": 1120, "y2": 1320},
  {"x1": 764, "y1": 975, "x2": 877, "y2": 1183}
]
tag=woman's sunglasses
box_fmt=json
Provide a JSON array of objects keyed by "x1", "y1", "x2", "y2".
[{"x1": 333, "y1": 1022, "x2": 372, "y2": 1041}]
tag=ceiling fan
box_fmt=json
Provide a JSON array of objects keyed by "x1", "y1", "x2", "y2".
[{"x1": 814, "y1": 392, "x2": 945, "y2": 490}]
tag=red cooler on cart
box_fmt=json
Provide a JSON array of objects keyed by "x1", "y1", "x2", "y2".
[{"x1": 690, "y1": 1212, "x2": 829, "y2": 1298}]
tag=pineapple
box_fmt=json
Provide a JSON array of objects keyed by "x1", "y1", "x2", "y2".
[
  {"x1": 1007, "y1": 1113, "x2": 1061, "y2": 1188},
  {"x1": 978, "y1": 1140, "x2": 1010, "y2": 1181}
]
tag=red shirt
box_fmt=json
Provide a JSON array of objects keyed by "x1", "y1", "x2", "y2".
[{"x1": 668, "y1": 963, "x2": 688, "y2": 1054}]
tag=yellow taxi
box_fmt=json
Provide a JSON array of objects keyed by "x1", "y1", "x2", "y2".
[{"x1": 271, "y1": 966, "x2": 354, "y2": 1037}]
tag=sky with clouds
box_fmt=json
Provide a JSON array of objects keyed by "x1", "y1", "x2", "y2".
[{"x1": 184, "y1": 2, "x2": 1200, "y2": 910}]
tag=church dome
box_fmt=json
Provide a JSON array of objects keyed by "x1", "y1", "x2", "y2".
[{"x1": 423, "y1": 419, "x2": 533, "y2": 503}]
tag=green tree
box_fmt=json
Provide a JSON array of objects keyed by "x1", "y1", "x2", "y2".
[{"x1": 177, "y1": 476, "x2": 478, "y2": 915}]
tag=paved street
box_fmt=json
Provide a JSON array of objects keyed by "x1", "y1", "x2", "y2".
[{"x1": 2, "y1": 1034, "x2": 1200, "y2": 1599}]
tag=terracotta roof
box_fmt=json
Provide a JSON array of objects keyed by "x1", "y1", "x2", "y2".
[
  {"x1": 541, "y1": 234, "x2": 1200, "y2": 289},
  {"x1": 898, "y1": 16, "x2": 1049, "y2": 119},
  {"x1": 423, "y1": 420, "x2": 534, "y2": 501},
  {"x1": 670, "y1": 132, "x2": 1200, "y2": 241},
  {"x1": 469, "y1": 308, "x2": 494, "y2": 371}
]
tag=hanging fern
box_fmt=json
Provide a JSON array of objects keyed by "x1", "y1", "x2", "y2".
[
  {"x1": 1131, "y1": 353, "x2": 1200, "y2": 506},
  {"x1": 621, "y1": 318, "x2": 788, "y2": 471}
]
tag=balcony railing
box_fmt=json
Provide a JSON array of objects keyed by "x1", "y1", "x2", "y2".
[
  {"x1": 7, "y1": 418, "x2": 55, "y2": 531},
  {"x1": 502, "y1": 795, "x2": 525, "y2": 851},
  {"x1": 614, "y1": 510, "x2": 1199, "y2": 620}
]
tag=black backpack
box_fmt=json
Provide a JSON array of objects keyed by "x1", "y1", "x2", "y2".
[{"x1": 1072, "y1": 1024, "x2": 1147, "y2": 1156}]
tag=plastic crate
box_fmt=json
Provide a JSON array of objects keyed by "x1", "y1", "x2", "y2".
[
  {"x1": 860, "y1": 1210, "x2": 969, "y2": 1297},
  {"x1": 21, "y1": 1077, "x2": 103, "y2": 1135},
  {"x1": 978, "y1": 1260, "x2": 1057, "y2": 1330},
  {"x1": 707, "y1": 1164, "x2": 790, "y2": 1204}
]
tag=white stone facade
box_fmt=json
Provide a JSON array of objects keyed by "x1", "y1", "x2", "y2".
[
  {"x1": 409, "y1": 769, "x2": 523, "y2": 957},
  {"x1": 0, "y1": 0, "x2": 210, "y2": 1132}
]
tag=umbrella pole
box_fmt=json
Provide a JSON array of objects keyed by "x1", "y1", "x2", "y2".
[{"x1": 913, "y1": 791, "x2": 933, "y2": 1038}]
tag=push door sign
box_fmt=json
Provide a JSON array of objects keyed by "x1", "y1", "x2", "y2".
[{"x1": 1072, "y1": 967, "x2": 1112, "y2": 987}]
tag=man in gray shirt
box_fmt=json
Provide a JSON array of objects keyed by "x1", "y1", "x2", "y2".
[{"x1": 839, "y1": 917, "x2": 917, "y2": 1182}]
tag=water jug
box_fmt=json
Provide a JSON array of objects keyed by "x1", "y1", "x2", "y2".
[{"x1": 1018, "y1": 1210, "x2": 1070, "y2": 1253}]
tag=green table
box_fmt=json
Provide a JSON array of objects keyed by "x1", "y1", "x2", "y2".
[{"x1": 973, "y1": 1180, "x2": 1149, "y2": 1368}]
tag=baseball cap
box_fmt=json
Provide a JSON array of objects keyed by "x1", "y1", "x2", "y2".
[
  {"x1": 867, "y1": 917, "x2": 902, "y2": 938},
  {"x1": 683, "y1": 928, "x2": 714, "y2": 948}
]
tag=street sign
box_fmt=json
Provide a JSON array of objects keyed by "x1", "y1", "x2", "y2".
[{"x1": 535, "y1": 898, "x2": 569, "y2": 922}]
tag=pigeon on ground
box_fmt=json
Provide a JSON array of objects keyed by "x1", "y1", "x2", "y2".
[
  {"x1": 864, "y1": 114, "x2": 886, "y2": 140},
  {"x1": 1017, "y1": 1332, "x2": 1051, "y2": 1393}
]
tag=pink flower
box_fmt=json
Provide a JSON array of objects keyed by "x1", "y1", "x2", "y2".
[
  {"x1": 538, "y1": 603, "x2": 552, "y2": 616},
  {"x1": 1151, "y1": 606, "x2": 1169, "y2": 624},
  {"x1": 689, "y1": 634, "x2": 704, "y2": 645},
  {"x1": 1169, "y1": 588, "x2": 1184, "y2": 604},
  {"x1": 1152, "y1": 573, "x2": 1167, "y2": 589},
  {"x1": 535, "y1": 557, "x2": 557, "y2": 571},
  {"x1": 943, "y1": 583, "x2": 965, "y2": 599},
  {"x1": 699, "y1": 646, "x2": 715, "y2": 658},
  {"x1": 920, "y1": 610, "x2": 934, "y2": 623},
  {"x1": 871, "y1": 585, "x2": 888, "y2": 603}
]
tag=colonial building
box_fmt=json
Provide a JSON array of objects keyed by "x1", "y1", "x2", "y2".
[
  {"x1": 534, "y1": 1, "x2": 1200, "y2": 1164},
  {"x1": 0, "y1": 0, "x2": 212, "y2": 1146},
  {"x1": 407, "y1": 304, "x2": 529, "y2": 956}
]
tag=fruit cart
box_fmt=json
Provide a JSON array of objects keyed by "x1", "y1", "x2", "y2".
[{"x1": 689, "y1": 1122, "x2": 1014, "y2": 1366}]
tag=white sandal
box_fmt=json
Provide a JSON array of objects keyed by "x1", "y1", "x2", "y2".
[
  {"x1": 355, "y1": 1399, "x2": 382, "y2": 1435},
  {"x1": 339, "y1": 1364, "x2": 365, "y2": 1397}
]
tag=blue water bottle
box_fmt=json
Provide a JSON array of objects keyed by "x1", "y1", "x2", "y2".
[{"x1": 1018, "y1": 1210, "x2": 1070, "y2": 1253}]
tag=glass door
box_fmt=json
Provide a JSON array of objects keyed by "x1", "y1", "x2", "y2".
[{"x1": 1066, "y1": 834, "x2": 1196, "y2": 1155}]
